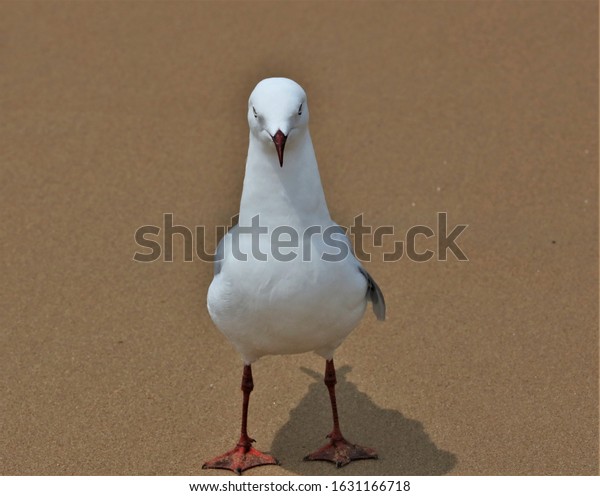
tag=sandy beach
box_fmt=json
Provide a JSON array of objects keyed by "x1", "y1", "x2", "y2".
[{"x1": 1, "y1": 1, "x2": 597, "y2": 475}]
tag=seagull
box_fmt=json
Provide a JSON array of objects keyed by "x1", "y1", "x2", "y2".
[{"x1": 203, "y1": 77, "x2": 385, "y2": 474}]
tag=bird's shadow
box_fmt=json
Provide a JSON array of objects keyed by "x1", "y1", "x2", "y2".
[{"x1": 271, "y1": 366, "x2": 457, "y2": 475}]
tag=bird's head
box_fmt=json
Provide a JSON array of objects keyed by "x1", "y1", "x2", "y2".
[{"x1": 248, "y1": 77, "x2": 308, "y2": 167}]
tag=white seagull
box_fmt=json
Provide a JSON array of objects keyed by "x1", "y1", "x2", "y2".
[{"x1": 203, "y1": 78, "x2": 385, "y2": 474}]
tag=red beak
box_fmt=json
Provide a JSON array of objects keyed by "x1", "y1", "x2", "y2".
[{"x1": 272, "y1": 130, "x2": 287, "y2": 167}]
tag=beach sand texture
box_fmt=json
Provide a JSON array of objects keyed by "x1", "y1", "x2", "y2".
[{"x1": 1, "y1": 1, "x2": 597, "y2": 475}]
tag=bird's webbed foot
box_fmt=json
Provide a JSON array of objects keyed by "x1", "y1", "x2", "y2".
[
  {"x1": 202, "y1": 435, "x2": 278, "y2": 475},
  {"x1": 304, "y1": 431, "x2": 378, "y2": 468}
]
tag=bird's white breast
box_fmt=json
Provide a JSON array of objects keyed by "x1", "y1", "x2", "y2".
[{"x1": 207, "y1": 231, "x2": 368, "y2": 363}]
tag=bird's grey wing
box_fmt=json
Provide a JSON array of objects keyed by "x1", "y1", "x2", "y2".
[
  {"x1": 331, "y1": 226, "x2": 386, "y2": 321},
  {"x1": 214, "y1": 224, "x2": 238, "y2": 276},
  {"x1": 358, "y1": 266, "x2": 386, "y2": 321}
]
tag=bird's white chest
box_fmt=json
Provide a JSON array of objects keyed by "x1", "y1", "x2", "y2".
[{"x1": 207, "y1": 233, "x2": 368, "y2": 362}]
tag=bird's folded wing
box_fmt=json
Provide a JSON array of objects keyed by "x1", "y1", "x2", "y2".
[
  {"x1": 214, "y1": 224, "x2": 239, "y2": 276},
  {"x1": 358, "y1": 267, "x2": 386, "y2": 321}
]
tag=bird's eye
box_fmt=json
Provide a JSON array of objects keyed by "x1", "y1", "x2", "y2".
[
  {"x1": 252, "y1": 106, "x2": 258, "y2": 119},
  {"x1": 298, "y1": 103, "x2": 303, "y2": 115}
]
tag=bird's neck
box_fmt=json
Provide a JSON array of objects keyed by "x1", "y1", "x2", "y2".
[{"x1": 238, "y1": 130, "x2": 331, "y2": 228}]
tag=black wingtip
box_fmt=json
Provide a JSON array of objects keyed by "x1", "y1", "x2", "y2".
[{"x1": 358, "y1": 267, "x2": 386, "y2": 321}]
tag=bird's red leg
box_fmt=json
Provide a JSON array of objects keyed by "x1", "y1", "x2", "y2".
[
  {"x1": 203, "y1": 364, "x2": 278, "y2": 474},
  {"x1": 304, "y1": 359, "x2": 378, "y2": 467}
]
